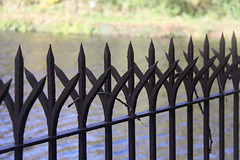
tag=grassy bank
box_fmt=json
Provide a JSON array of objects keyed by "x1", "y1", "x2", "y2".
[{"x1": 0, "y1": 0, "x2": 239, "y2": 38}]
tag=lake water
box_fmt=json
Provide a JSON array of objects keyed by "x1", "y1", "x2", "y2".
[{"x1": 0, "y1": 32, "x2": 237, "y2": 159}]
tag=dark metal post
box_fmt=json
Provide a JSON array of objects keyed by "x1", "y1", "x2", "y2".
[
  {"x1": 127, "y1": 42, "x2": 136, "y2": 160},
  {"x1": 168, "y1": 38, "x2": 176, "y2": 160},
  {"x1": 148, "y1": 40, "x2": 156, "y2": 160},
  {"x1": 47, "y1": 45, "x2": 57, "y2": 160},
  {"x1": 104, "y1": 43, "x2": 112, "y2": 160},
  {"x1": 187, "y1": 37, "x2": 194, "y2": 160},
  {"x1": 231, "y1": 32, "x2": 239, "y2": 160},
  {"x1": 203, "y1": 35, "x2": 210, "y2": 160},
  {"x1": 219, "y1": 34, "x2": 225, "y2": 160},
  {"x1": 78, "y1": 44, "x2": 87, "y2": 160},
  {"x1": 14, "y1": 46, "x2": 24, "y2": 160}
]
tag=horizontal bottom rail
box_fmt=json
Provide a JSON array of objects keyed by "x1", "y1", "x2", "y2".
[{"x1": 0, "y1": 89, "x2": 239, "y2": 154}]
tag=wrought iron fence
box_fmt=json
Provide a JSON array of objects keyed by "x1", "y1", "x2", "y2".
[{"x1": 0, "y1": 33, "x2": 239, "y2": 160}]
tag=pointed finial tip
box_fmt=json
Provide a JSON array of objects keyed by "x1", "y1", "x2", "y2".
[
  {"x1": 232, "y1": 31, "x2": 236, "y2": 38},
  {"x1": 16, "y1": 45, "x2": 23, "y2": 60},
  {"x1": 17, "y1": 45, "x2": 23, "y2": 55},
  {"x1": 170, "y1": 37, "x2": 174, "y2": 44},
  {"x1": 47, "y1": 44, "x2": 53, "y2": 54},
  {"x1": 17, "y1": 45, "x2": 22, "y2": 52},
  {"x1": 169, "y1": 37, "x2": 174, "y2": 46},
  {"x1": 150, "y1": 39, "x2": 154, "y2": 47},
  {"x1": 220, "y1": 33, "x2": 225, "y2": 41},
  {"x1": 105, "y1": 42, "x2": 109, "y2": 49},
  {"x1": 189, "y1": 36, "x2": 193, "y2": 43},
  {"x1": 204, "y1": 34, "x2": 209, "y2": 43},
  {"x1": 220, "y1": 32, "x2": 224, "y2": 38},
  {"x1": 128, "y1": 41, "x2": 134, "y2": 57},
  {"x1": 150, "y1": 39, "x2": 154, "y2": 45},
  {"x1": 80, "y1": 43, "x2": 84, "y2": 50},
  {"x1": 149, "y1": 39, "x2": 155, "y2": 53},
  {"x1": 79, "y1": 43, "x2": 85, "y2": 57},
  {"x1": 104, "y1": 42, "x2": 110, "y2": 53},
  {"x1": 48, "y1": 44, "x2": 52, "y2": 51},
  {"x1": 128, "y1": 41, "x2": 133, "y2": 49}
]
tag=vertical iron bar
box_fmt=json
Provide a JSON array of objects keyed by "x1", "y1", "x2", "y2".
[
  {"x1": 78, "y1": 44, "x2": 86, "y2": 114},
  {"x1": 14, "y1": 46, "x2": 24, "y2": 160},
  {"x1": 47, "y1": 45, "x2": 57, "y2": 160},
  {"x1": 231, "y1": 32, "x2": 239, "y2": 160},
  {"x1": 168, "y1": 38, "x2": 176, "y2": 160},
  {"x1": 148, "y1": 41, "x2": 155, "y2": 95},
  {"x1": 49, "y1": 141, "x2": 57, "y2": 160},
  {"x1": 127, "y1": 42, "x2": 135, "y2": 160},
  {"x1": 128, "y1": 42, "x2": 134, "y2": 102},
  {"x1": 203, "y1": 35, "x2": 210, "y2": 160},
  {"x1": 149, "y1": 112, "x2": 156, "y2": 160},
  {"x1": 219, "y1": 34, "x2": 225, "y2": 160},
  {"x1": 78, "y1": 44, "x2": 87, "y2": 160},
  {"x1": 104, "y1": 43, "x2": 112, "y2": 160},
  {"x1": 105, "y1": 127, "x2": 112, "y2": 160},
  {"x1": 148, "y1": 40, "x2": 156, "y2": 160},
  {"x1": 187, "y1": 106, "x2": 193, "y2": 159},
  {"x1": 233, "y1": 93, "x2": 239, "y2": 160},
  {"x1": 187, "y1": 37, "x2": 194, "y2": 160},
  {"x1": 47, "y1": 45, "x2": 56, "y2": 111},
  {"x1": 104, "y1": 43, "x2": 111, "y2": 93},
  {"x1": 79, "y1": 132, "x2": 87, "y2": 160},
  {"x1": 219, "y1": 96, "x2": 224, "y2": 158},
  {"x1": 14, "y1": 147, "x2": 23, "y2": 159},
  {"x1": 169, "y1": 108, "x2": 176, "y2": 160},
  {"x1": 219, "y1": 96, "x2": 224, "y2": 160},
  {"x1": 128, "y1": 119, "x2": 136, "y2": 160},
  {"x1": 203, "y1": 100, "x2": 210, "y2": 160},
  {"x1": 15, "y1": 46, "x2": 24, "y2": 122}
]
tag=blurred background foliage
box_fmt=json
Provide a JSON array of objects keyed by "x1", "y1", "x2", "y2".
[
  {"x1": 0, "y1": 0, "x2": 239, "y2": 37},
  {"x1": 0, "y1": 0, "x2": 239, "y2": 18}
]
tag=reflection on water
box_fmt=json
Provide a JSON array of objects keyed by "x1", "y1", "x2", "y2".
[{"x1": 0, "y1": 32, "x2": 237, "y2": 159}]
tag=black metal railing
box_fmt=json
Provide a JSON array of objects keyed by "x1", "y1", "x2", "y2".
[{"x1": 0, "y1": 33, "x2": 239, "y2": 160}]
